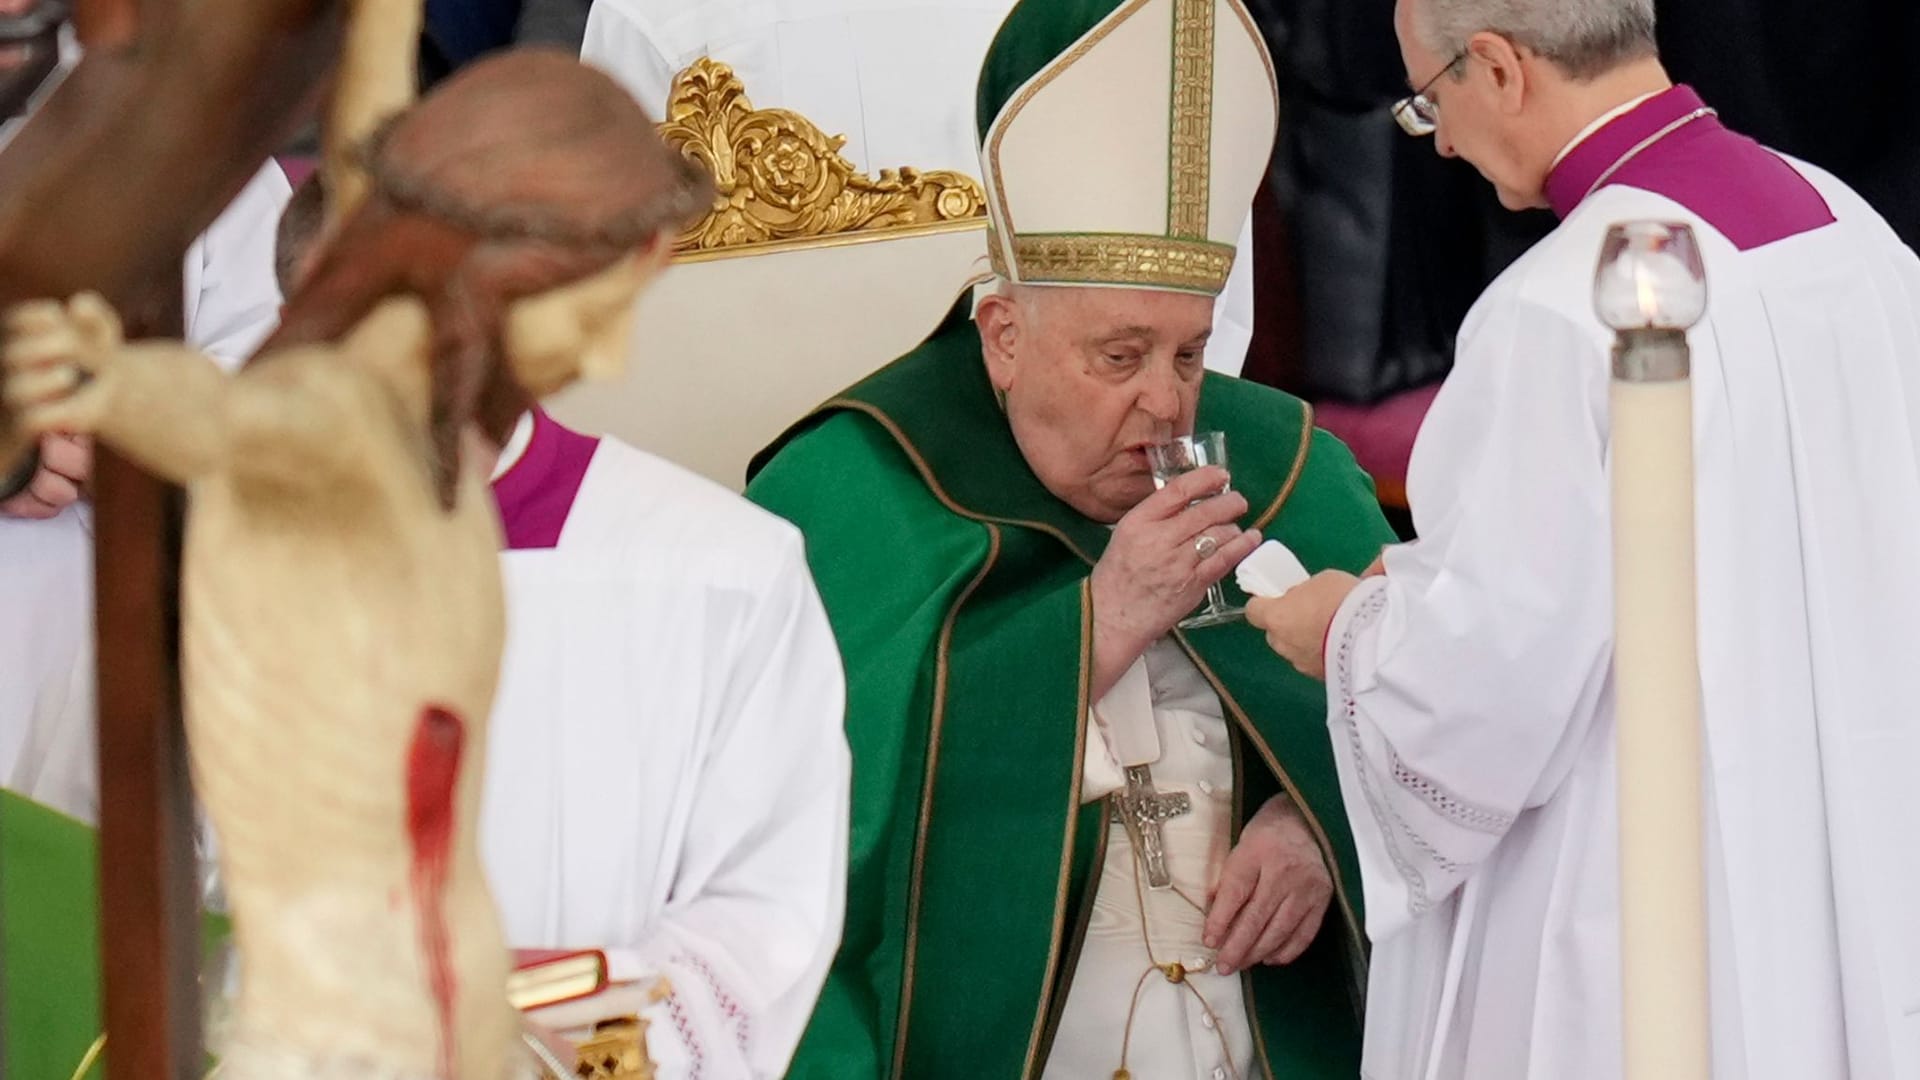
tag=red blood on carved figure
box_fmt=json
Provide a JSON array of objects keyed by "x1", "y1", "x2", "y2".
[{"x1": 407, "y1": 706, "x2": 464, "y2": 1080}]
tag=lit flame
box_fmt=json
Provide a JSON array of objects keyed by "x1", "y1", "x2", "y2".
[{"x1": 1633, "y1": 258, "x2": 1660, "y2": 325}]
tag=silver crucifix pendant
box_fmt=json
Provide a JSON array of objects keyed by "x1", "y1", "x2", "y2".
[{"x1": 1113, "y1": 764, "x2": 1192, "y2": 890}]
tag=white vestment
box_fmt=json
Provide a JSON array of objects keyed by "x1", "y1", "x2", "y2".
[
  {"x1": 578, "y1": 0, "x2": 1257, "y2": 376},
  {"x1": 1045, "y1": 638, "x2": 1250, "y2": 1080},
  {"x1": 482, "y1": 429, "x2": 850, "y2": 1080},
  {"x1": 0, "y1": 158, "x2": 290, "y2": 789},
  {"x1": 1325, "y1": 155, "x2": 1920, "y2": 1075}
]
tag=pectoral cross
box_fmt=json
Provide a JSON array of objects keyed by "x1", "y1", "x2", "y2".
[{"x1": 1112, "y1": 764, "x2": 1191, "y2": 890}]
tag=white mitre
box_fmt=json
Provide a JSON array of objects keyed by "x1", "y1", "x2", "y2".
[{"x1": 977, "y1": 0, "x2": 1278, "y2": 297}]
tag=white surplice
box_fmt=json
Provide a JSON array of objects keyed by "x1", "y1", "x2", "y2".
[
  {"x1": 0, "y1": 156, "x2": 290, "y2": 789},
  {"x1": 482, "y1": 430, "x2": 850, "y2": 1080},
  {"x1": 578, "y1": 0, "x2": 1256, "y2": 377},
  {"x1": 1325, "y1": 156, "x2": 1920, "y2": 1076},
  {"x1": 1044, "y1": 638, "x2": 1251, "y2": 1080}
]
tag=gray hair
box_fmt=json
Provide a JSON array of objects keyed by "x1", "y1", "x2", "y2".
[
  {"x1": 989, "y1": 276, "x2": 1053, "y2": 326},
  {"x1": 1416, "y1": 0, "x2": 1657, "y2": 80}
]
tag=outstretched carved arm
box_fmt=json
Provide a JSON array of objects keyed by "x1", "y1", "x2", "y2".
[
  {"x1": 1, "y1": 296, "x2": 229, "y2": 483},
  {"x1": 1, "y1": 294, "x2": 383, "y2": 489},
  {"x1": 53, "y1": 344, "x2": 232, "y2": 485}
]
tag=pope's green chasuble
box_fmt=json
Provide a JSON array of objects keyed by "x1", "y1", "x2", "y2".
[
  {"x1": 3, "y1": 791, "x2": 108, "y2": 1079},
  {"x1": 747, "y1": 305, "x2": 1398, "y2": 1078},
  {"x1": 1, "y1": 791, "x2": 229, "y2": 1080}
]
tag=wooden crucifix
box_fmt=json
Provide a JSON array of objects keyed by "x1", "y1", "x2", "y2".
[{"x1": 0, "y1": 1, "x2": 343, "y2": 1075}]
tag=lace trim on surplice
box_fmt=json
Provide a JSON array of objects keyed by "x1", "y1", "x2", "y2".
[
  {"x1": 1332, "y1": 586, "x2": 1438, "y2": 916},
  {"x1": 1388, "y1": 746, "x2": 1515, "y2": 835}
]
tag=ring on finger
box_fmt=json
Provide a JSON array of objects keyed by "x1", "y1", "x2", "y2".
[{"x1": 1194, "y1": 533, "x2": 1219, "y2": 559}]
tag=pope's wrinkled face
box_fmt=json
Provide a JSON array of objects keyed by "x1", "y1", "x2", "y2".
[{"x1": 979, "y1": 284, "x2": 1213, "y2": 523}]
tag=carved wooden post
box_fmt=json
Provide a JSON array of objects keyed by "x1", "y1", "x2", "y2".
[{"x1": 92, "y1": 283, "x2": 202, "y2": 1079}]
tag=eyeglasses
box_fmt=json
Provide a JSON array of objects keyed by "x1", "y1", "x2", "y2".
[{"x1": 1392, "y1": 52, "x2": 1466, "y2": 137}]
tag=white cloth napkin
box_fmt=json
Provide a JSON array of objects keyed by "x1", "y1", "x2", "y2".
[{"x1": 1234, "y1": 540, "x2": 1310, "y2": 598}]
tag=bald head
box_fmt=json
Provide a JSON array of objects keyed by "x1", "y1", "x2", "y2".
[{"x1": 275, "y1": 171, "x2": 327, "y2": 298}]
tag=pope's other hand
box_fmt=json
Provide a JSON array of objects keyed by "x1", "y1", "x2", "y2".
[{"x1": 1204, "y1": 794, "x2": 1331, "y2": 974}]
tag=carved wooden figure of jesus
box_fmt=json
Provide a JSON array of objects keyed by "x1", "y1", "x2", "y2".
[{"x1": 0, "y1": 50, "x2": 706, "y2": 1079}]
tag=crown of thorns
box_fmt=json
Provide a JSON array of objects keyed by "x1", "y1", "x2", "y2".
[{"x1": 354, "y1": 115, "x2": 712, "y2": 250}]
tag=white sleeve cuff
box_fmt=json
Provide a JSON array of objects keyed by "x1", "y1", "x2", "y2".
[{"x1": 1084, "y1": 653, "x2": 1154, "y2": 802}]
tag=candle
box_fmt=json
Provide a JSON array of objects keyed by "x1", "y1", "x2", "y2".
[{"x1": 1594, "y1": 220, "x2": 1711, "y2": 1080}]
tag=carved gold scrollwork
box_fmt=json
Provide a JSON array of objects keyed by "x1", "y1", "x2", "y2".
[
  {"x1": 573, "y1": 1016, "x2": 656, "y2": 1079},
  {"x1": 659, "y1": 58, "x2": 987, "y2": 254}
]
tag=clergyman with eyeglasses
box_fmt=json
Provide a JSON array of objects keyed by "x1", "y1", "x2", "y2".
[{"x1": 1245, "y1": 0, "x2": 1920, "y2": 1077}]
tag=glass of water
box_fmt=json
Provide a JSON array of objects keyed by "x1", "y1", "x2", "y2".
[{"x1": 1145, "y1": 431, "x2": 1244, "y2": 629}]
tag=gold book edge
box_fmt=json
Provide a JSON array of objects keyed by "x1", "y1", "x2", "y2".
[{"x1": 508, "y1": 953, "x2": 609, "y2": 1011}]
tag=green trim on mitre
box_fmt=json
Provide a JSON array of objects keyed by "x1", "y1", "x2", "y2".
[{"x1": 976, "y1": 0, "x2": 1135, "y2": 144}]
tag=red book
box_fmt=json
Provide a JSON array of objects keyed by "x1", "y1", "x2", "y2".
[{"x1": 507, "y1": 948, "x2": 609, "y2": 1011}]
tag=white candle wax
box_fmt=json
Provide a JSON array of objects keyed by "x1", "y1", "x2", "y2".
[{"x1": 1611, "y1": 374, "x2": 1711, "y2": 1079}]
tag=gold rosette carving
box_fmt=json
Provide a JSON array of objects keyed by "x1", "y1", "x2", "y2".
[{"x1": 660, "y1": 58, "x2": 987, "y2": 253}]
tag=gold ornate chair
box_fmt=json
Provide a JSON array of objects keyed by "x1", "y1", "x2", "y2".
[{"x1": 544, "y1": 59, "x2": 991, "y2": 489}]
